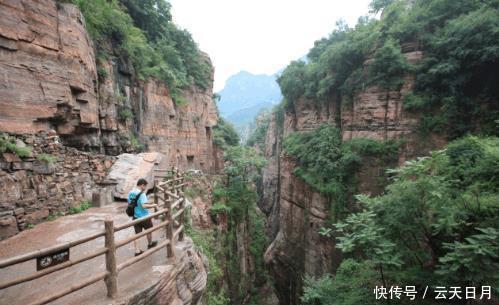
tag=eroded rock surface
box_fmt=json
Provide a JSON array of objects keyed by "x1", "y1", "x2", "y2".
[
  {"x1": 120, "y1": 238, "x2": 208, "y2": 305},
  {"x1": 261, "y1": 44, "x2": 448, "y2": 305},
  {"x1": 0, "y1": 0, "x2": 221, "y2": 173}
]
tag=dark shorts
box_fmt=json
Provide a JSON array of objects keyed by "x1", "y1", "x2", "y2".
[{"x1": 133, "y1": 217, "x2": 153, "y2": 234}]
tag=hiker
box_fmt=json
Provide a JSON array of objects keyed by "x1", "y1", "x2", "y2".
[{"x1": 127, "y1": 178, "x2": 158, "y2": 256}]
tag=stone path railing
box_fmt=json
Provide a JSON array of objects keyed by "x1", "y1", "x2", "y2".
[{"x1": 0, "y1": 168, "x2": 187, "y2": 305}]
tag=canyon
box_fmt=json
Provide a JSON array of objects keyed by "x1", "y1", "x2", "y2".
[
  {"x1": 0, "y1": 1, "x2": 497, "y2": 305},
  {"x1": 259, "y1": 43, "x2": 449, "y2": 305}
]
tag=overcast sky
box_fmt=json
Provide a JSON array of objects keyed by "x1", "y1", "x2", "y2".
[{"x1": 168, "y1": 0, "x2": 372, "y2": 91}]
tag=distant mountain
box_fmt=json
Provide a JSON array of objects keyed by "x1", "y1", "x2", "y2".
[
  {"x1": 217, "y1": 71, "x2": 281, "y2": 116},
  {"x1": 217, "y1": 70, "x2": 282, "y2": 141},
  {"x1": 226, "y1": 102, "x2": 274, "y2": 141}
]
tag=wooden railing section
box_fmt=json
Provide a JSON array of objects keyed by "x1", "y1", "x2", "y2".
[{"x1": 0, "y1": 167, "x2": 188, "y2": 305}]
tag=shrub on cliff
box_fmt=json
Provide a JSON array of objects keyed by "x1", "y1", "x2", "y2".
[
  {"x1": 278, "y1": 0, "x2": 499, "y2": 138},
  {"x1": 246, "y1": 112, "x2": 271, "y2": 150},
  {"x1": 326, "y1": 136, "x2": 499, "y2": 300},
  {"x1": 69, "y1": 0, "x2": 212, "y2": 97},
  {"x1": 213, "y1": 118, "x2": 240, "y2": 148},
  {"x1": 0, "y1": 136, "x2": 32, "y2": 158},
  {"x1": 302, "y1": 259, "x2": 379, "y2": 305},
  {"x1": 283, "y1": 125, "x2": 399, "y2": 219}
]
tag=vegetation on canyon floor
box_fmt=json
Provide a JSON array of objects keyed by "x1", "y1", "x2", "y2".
[
  {"x1": 211, "y1": 145, "x2": 269, "y2": 304},
  {"x1": 185, "y1": 121, "x2": 271, "y2": 305}
]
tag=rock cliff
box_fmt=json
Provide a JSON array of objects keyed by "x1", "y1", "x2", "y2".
[
  {"x1": 261, "y1": 44, "x2": 448, "y2": 305},
  {"x1": 0, "y1": 0, "x2": 220, "y2": 173}
]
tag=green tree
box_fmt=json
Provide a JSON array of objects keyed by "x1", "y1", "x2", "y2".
[
  {"x1": 213, "y1": 118, "x2": 240, "y2": 147},
  {"x1": 369, "y1": 37, "x2": 409, "y2": 90},
  {"x1": 301, "y1": 259, "x2": 380, "y2": 305},
  {"x1": 329, "y1": 136, "x2": 499, "y2": 295}
]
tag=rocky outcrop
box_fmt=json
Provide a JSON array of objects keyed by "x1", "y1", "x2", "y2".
[
  {"x1": 0, "y1": 0, "x2": 220, "y2": 173},
  {"x1": 0, "y1": 0, "x2": 99, "y2": 136},
  {"x1": 106, "y1": 152, "x2": 164, "y2": 199},
  {"x1": 0, "y1": 131, "x2": 115, "y2": 240},
  {"x1": 122, "y1": 238, "x2": 207, "y2": 305},
  {"x1": 261, "y1": 44, "x2": 448, "y2": 305}
]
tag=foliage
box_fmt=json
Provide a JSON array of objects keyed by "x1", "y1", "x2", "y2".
[
  {"x1": 274, "y1": 102, "x2": 286, "y2": 132},
  {"x1": 183, "y1": 185, "x2": 203, "y2": 200},
  {"x1": 213, "y1": 118, "x2": 240, "y2": 148},
  {"x1": 209, "y1": 202, "x2": 231, "y2": 217},
  {"x1": 344, "y1": 137, "x2": 400, "y2": 162},
  {"x1": 128, "y1": 132, "x2": 143, "y2": 151},
  {"x1": 213, "y1": 145, "x2": 269, "y2": 302},
  {"x1": 69, "y1": 201, "x2": 92, "y2": 215},
  {"x1": 36, "y1": 154, "x2": 58, "y2": 164},
  {"x1": 409, "y1": 1, "x2": 499, "y2": 137},
  {"x1": 335, "y1": 210, "x2": 402, "y2": 267},
  {"x1": 114, "y1": 92, "x2": 127, "y2": 104},
  {"x1": 118, "y1": 108, "x2": 134, "y2": 121},
  {"x1": 46, "y1": 211, "x2": 64, "y2": 221},
  {"x1": 246, "y1": 112, "x2": 270, "y2": 150},
  {"x1": 437, "y1": 227, "x2": 499, "y2": 285},
  {"x1": 248, "y1": 207, "x2": 268, "y2": 281},
  {"x1": 277, "y1": 0, "x2": 499, "y2": 137},
  {"x1": 283, "y1": 125, "x2": 398, "y2": 219},
  {"x1": 70, "y1": 0, "x2": 212, "y2": 97},
  {"x1": 97, "y1": 66, "x2": 108, "y2": 80},
  {"x1": 301, "y1": 259, "x2": 380, "y2": 305},
  {"x1": 369, "y1": 37, "x2": 410, "y2": 90},
  {"x1": 329, "y1": 136, "x2": 499, "y2": 298},
  {"x1": 185, "y1": 224, "x2": 230, "y2": 305},
  {"x1": 223, "y1": 146, "x2": 267, "y2": 183},
  {"x1": 283, "y1": 125, "x2": 356, "y2": 217},
  {"x1": 0, "y1": 136, "x2": 32, "y2": 158}
]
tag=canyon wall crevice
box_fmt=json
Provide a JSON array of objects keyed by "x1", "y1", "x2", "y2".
[{"x1": 261, "y1": 44, "x2": 449, "y2": 305}]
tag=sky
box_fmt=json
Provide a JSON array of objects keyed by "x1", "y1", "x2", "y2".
[{"x1": 168, "y1": 0, "x2": 372, "y2": 91}]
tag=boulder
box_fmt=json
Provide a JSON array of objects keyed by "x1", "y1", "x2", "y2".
[{"x1": 106, "y1": 153, "x2": 164, "y2": 199}]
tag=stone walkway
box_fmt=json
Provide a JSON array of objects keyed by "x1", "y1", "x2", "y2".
[{"x1": 0, "y1": 203, "x2": 180, "y2": 305}]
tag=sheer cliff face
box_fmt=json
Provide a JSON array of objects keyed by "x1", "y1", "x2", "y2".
[
  {"x1": 262, "y1": 45, "x2": 447, "y2": 305},
  {"x1": 0, "y1": 0, "x2": 99, "y2": 135},
  {"x1": 0, "y1": 0, "x2": 219, "y2": 173}
]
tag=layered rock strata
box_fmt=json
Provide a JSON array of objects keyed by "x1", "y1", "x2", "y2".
[
  {"x1": 261, "y1": 44, "x2": 447, "y2": 305},
  {"x1": 0, "y1": 0, "x2": 220, "y2": 173}
]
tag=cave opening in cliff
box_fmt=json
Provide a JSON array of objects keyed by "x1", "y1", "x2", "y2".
[
  {"x1": 205, "y1": 126, "x2": 211, "y2": 139},
  {"x1": 187, "y1": 155, "x2": 195, "y2": 168}
]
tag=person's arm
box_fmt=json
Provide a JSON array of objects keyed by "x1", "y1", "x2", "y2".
[{"x1": 139, "y1": 193, "x2": 157, "y2": 209}]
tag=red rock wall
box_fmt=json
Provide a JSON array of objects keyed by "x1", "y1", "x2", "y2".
[
  {"x1": 262, "y1": 45, "x2": 448, "y2": 305},
  {"x1": 0, "y1": 0, "x2": 220, "y2": 173},
  {"x1": 0, "y1": 0, "x2": 98, "y2": 135},
  {"x1": 0, "y1": 131, "x2": 115, "y2": 240}
]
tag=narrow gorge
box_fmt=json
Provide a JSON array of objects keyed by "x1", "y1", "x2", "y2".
[{"x1": 0, "y1": 0, "x2": 498, "y2": 305}]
